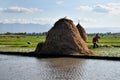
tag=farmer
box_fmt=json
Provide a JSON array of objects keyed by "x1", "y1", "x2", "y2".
[{"x1": 93, "y1": 34, "x2": 100, "y2": 48}]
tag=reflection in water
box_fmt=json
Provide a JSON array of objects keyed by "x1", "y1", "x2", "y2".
[
  {"x1": 0, "y1": 55, "x2": 120, "y2": 80},
  {"x1": 35, "y1": 58, "x2": 86, "y2": 80}
]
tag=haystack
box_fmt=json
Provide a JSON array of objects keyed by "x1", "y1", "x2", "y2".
[
  {"x1": 35, "y1": 18, "x2": 93, "y2": 55},
  {"x1": 76, "y1": 23, "x2": 88, "y2": 42}
]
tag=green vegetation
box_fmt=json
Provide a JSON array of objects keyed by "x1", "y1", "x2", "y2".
[
  {"x1": 87, "y1": 35, "x2": 120, "y2": 57},
  {"x1": 93, "y1": 47, "x2": 120, "y2": 57},
  {"x1": 0, "y1": 34, "x2": 120, "y2": 57},
  {"x1": 0, "y1": 35, "x2": 45, "y2": 52},
  {"x1": 87, "y1": 36, "x2": 120, "y2": 48}
]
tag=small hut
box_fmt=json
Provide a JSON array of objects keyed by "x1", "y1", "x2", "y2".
[
  {"x1": 76, "y1": 23, "x2": 88, "y2": 42},
  {"x1": 35, "y1": 18, "x2": 93, "y2": 55}
]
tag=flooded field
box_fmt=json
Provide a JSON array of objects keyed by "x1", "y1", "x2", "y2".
[{"x1": 0, "y1": 54, "x2": 120, "y2": 80}]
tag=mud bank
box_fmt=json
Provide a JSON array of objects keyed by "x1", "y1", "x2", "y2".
[{"x1": 0, "y1": 51, "x2": 120, "y2": 61}]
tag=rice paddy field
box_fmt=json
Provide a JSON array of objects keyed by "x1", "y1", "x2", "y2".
[{"x1": 0, "y1": 35, "x2": 120, "y2": 57}]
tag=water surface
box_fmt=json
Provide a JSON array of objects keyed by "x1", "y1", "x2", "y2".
[{"x1": 0, "y1": 54, "x2": 120, "y2": 80}]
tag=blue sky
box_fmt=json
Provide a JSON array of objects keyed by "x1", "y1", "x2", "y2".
[{"x1": 0, "y1": 0, "x2": 120, "y2": 33}]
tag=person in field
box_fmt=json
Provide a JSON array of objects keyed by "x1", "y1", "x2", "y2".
[{"x1": 93, "y1": 34, "x2": 100, "y2": 48}]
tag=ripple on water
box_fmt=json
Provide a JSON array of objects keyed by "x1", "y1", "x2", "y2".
[{"x1": 0, "y1": 55, "x2": 120, "y2": 80}]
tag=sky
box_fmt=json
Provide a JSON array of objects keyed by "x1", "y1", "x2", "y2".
[{"x1": 0, "y1": 0, "x2": 120, "y2": 33}]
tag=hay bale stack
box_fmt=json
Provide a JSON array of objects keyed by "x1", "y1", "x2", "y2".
[
  {"x1": 76, "y1": 23, "x2": 88, "y2": 42},
  {"x1": 35, "y1": 18, "x2": 93, "y2": 55}
]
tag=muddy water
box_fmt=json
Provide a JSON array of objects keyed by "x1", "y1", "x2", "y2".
[{"x1": 0, "y1": 54, "x2": 120, "y2": 80}]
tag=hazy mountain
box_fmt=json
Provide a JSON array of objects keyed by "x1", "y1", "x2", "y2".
[
  {"x1": 0, "y1": 23, "x2": 119, "y2": 33},
  {"x1": 0, "y1": 23, "x2": 52, "y2": 33},
  {"x1": 85, "y1": 27, "x2": 120, "y2": 33}
]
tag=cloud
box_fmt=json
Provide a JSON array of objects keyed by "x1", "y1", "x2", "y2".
[
  {"x1": 0, "y1": 6, "x2": 42, "y2": 13},
  {"x1": 107, "y1": 3, "x2": 120, "y2": 15},
  {"x1": 93, "y1": 3, "x2": 120, "y2": 15},
  {"x1": 73, "y1": 17, "x2": 97, "y2": 27},
  {"x1": 76, "y1": 6, "x2": 93, "y2": 11},
  {"x1": 80, "y1": 18, "x2": 96, "y2": 23},
  {"x1": 77, "y1": 3, "x2": 120, "y2": 15},
  {"x1": 0, "y1": 18, "x2": 56, "y2": 25},
  {"x1": 93, "y1": 4, "x2": 109, "y2": 13},
  {"x1": 1, "y1": 17, "x2": 97, "y2": 26},
  {"x1": 56, "y1": 0, "x2": 64, "y2": 5}
]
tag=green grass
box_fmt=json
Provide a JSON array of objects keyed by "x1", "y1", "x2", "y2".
[
  {"x1": 0, "y1": 35, "x2": 45, "y2": 47},
  {"x1": 0, "y1": 45, "x2": 35, "y2": 52},
  {"x1": 86, "y1": 36, "x2": 120, "y2": 57},
  {"x1": 0, "y1": 35, "x2": 120, "y2": 57},
  {"x1": 0, "y1": 35, "x2": 45, "y2": 52},
  {"x1": 87, "y1": 36, "x2": 120, "y2": 47},
  {"x1": 92, "y1": 47, "x2": 120, "y2": 57}
]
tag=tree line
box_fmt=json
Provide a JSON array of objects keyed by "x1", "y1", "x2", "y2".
[
  {"x1": 0, "y1": 32, "x2": 120, "y2": 36},
  {"x1": 0, "y1": 32, "x2": 47, "y2": 36}
]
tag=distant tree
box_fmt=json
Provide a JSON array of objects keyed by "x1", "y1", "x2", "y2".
[{"x1": 5, "y1": 32, "x2": 12, "y2": 35}]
